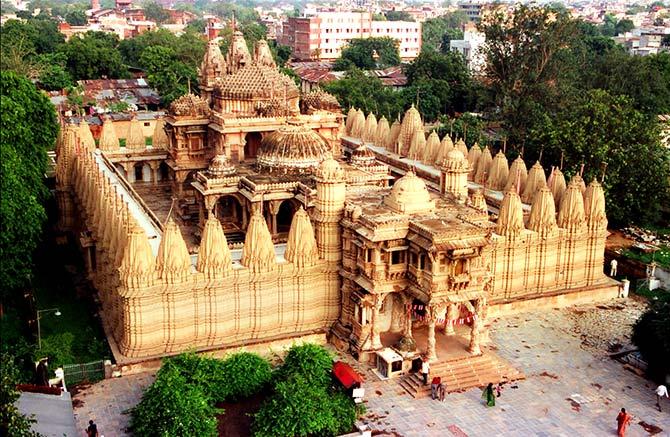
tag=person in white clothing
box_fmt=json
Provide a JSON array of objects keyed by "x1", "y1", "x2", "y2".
[
  {"x1": 610, "y1": 259, "x2": 618, "y2": 276},
  {"x1": 421, "y1": 356, "x2": 430, "y2": 385},
  {"x1": 656, "y1": 384, "x2": 668, "y2": 412}
]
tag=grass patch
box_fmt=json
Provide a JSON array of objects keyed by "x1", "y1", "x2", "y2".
[{"x1": 620, "y1": 245, "x2": 670, "y2": 270}]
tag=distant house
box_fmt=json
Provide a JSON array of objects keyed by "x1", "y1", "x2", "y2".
[
  {"x1": 78, "y1": 78, "x2": 161, "y2": 111},
  {"x1": 290, "y1": 62, "x2": 408, "y2": 93}
]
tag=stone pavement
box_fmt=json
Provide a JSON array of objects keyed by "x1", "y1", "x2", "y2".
[
  {"x1": 361, "y1": 308, "x2": 670, "y2": 437},
  {"x1": 18, "y1": 391, "x2": 78, "y2": 437},
  {"x1": 71, "y1": 304, "x2": 669, "y2": 437},
  {"x1": 72, "y1": 372, "x2": 154, "y2": 437}
]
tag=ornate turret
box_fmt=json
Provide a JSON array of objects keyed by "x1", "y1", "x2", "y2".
[
  {"x1": 455, "y1": 138, "x2": 468, "y2": 157},
  {"x1": 408, "y1": 129, "x2": 426, "y2": 160},
  {"x1": 487, "y1": 151, "x2": 509, "y2": 191},
  {"x1": 207, "y1": 153, "x2": 236, "y2": 177},
  {"x1": 119, "y1": 225, "x2": 155, "y2": 290},
  {"x1": 156, "y1": 218, "x2": 192, "y2": 284},
  {"x1": 384, "y1": 171, "x2": 434, "y2": 214},
  {"x1": 152, "y1": 118, "x2": 169, "y2": 149},
  {"x1": 386, "y1": 119, "x2": 401, "y2": 151},
  {"x1": 169, "y1": 93, "x2": 210, "y2": 118},
  {"x1": 98, "y1": 117, "x2": 119, "y2": 151},
  {"x1": 571, "y1": 173, "x2": 587, "y2": 194},
  {"x1": 363, "y1": 112, "x2": 378, "y2": 143},
  {"x1": 424, "y1": 131, "x2": 440, "y2": 163},
  {"x1": 496, "y1": 187, "x2": 524, "y2": 238},
  {"x1": 436, "y1": 134, "x2": 454, "y2": 163},
  {"x1": 440, "y1": 147, "x2": 469, "y2": 200},
  {"x1": 225, "y1": 30, "x2": 252, "y2": 75},
  {"x1": 78, "y1": 120, "x2": 96, "y2": 151},
  {"x1": 474, "y1": 146, "x2": 492, "y2": 185},
  {"x1": 350, "y1": 109, "x2": 366, "y2": 138},
  {"x1": 350, "y1": 144, "x2": 376, "y2": 167},
  {"x1": 197, "y1": 215, "x2": 232, "y2": 278},
  {"x1": 125, "y1": 115, "x2": 145, "y2": 150},
  {"x1": 547, "y1": 167, "x2": 566, "y2": 208},
  {"x1": 521, "y1": 161, "x2": 547, "y2": 204},
  {"x1": 256, "y1": 123, "x2": 330, "y2": 174},
  {"x1": 557, "y1": 179, "x2": 585, "y2": 232},
  {"x1": 199, "y1": 39, "x2": 225, "y2": 103},
  {"x1": 584, "y1": 180, "x2": 607, "y2": 231},
  {"x1": 301, "y1": 89, "x2": 341, "y2": 113},
  {"x1": 284, "y1": 207, "x2": 319, "y2": 268},
  {"x1": 467, "y1": 143, "x2": 482, "y2": 181},
  {"x1": 314, "y1": 156, "x2": 345, "y2": 262},
  {"x1": 240, "y1": 211, "x2": 276, "y2": 273},
  {"x1": 375, "y1": 116, "x2": 390, "y2": 147},
  {"x1": 398, "y1": 105, "x2": 422, "y2": 156},
  {"x1": 505, "y1": 156, "x2": 528, "y2": 193},
  {"x1": 345, "y1": 107, "x2": 357, "y2": 133},
  {"x1": 470, "y1": 189, "x2": 488, "y2": 213},
  {"x1": 527, "y1": 187, "x2": 558, "y2": 237},
  {"x1": 253, "y1": 40, "x2": 276, "y2": 68}
]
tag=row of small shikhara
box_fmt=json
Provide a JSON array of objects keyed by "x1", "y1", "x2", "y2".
[{"x1": 407, "y1": 304, "x2": 476, "y2": 325}]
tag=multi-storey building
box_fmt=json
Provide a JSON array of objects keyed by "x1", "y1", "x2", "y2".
[{"x1": 280, "y1": 11, "x2": 421, "y2": 61}]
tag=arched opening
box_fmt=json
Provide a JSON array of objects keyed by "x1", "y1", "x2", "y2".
[
  {"x1": 158, "y1": 161, "x2": 170, "y2": 181},
  {"x1": 217, "y1": 195, "x2": 245, "y2": 243},
  {"x1": 244, "y1": 132, "x2": 262, "y2": 160},
  {"x1": 276, "y1": 200, "x2": 297, "y2": 234},
  {"x1": 134, "y1": 163, "x2": 144, "y2": 182}
]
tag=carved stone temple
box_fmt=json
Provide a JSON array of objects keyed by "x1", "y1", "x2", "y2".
[{"x1": 55, "y1": 33, "x2": 618, "y2": 375}]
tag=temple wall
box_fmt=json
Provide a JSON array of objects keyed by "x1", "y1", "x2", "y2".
[
  {"x1": 101, "y1": 261, "x2": 341, "y2": 359},
  {"x1": 488, "y1": 228, "x2": 606, "y2": 303}
]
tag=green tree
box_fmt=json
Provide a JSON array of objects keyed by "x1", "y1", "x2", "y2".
[
  {"x1": 633, "y1": 298, "x2": 670, "y2": 383},
  {"x1": 615, "y1": 18, "x2": 634, "y2": 35},
  {"x1": 273, "y1": 343, "x2": 333, "y2": 389},
  {"x1": 385, "y1": 10, "x2": 414, "y2": 21},
  {"x1": 440, "y1": 28, "x2": 463, "y2": 53},
  {"x1": 140, "y1": 45, "x2": 198, "y2": 105},
  {"x1": 37, "y1": 53, "x2": 73, "y2": 90},
  {"x1": 0, "y1": 72, "x2": 57, "y2": 293},
  {"x1": 0, "y1": 354, "x2": 39, "y2": 437},
  {"x1": 528, "y1": 90, "x2": 670, "y2": 226},
  {"x1": 130, "y1": 360, "x2": 219, "y2": 437},
  {"x1": 143, "y1": 0, "x2": 170, "y2": 24},
  {"x1": 334, "y1": 37, "x2": 401, "y2": 70},
  {"x1": 64, "y1": 9, "x2": 87, "y2": 26},
  {"x1": 221, "y1": 352, "x2": 272, "y2": 401},
  {"x1": 421, "y1": 12, "x2": 468, "y2": 53},
  {"x1": 59, "y1": 31, "x2": 127, "y2": 80}
]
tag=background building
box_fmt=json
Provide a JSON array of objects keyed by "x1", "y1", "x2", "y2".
[{"x1": 280, "y1": 11, "x2": 421, "y2": 61}]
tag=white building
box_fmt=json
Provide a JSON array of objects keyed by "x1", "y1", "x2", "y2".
[{"x1": 449, "y1": 24, "x2": 485, "y2": 73}]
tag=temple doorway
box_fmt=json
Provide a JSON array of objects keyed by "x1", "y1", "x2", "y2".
[
  {"x1": 158, "y1": 162, "x2": 170, "y2": 181},
  {"x1": 276, "y1": 200, "x2": 298, "y2": 233},
  {"x1": 217, "y1": 195, "x2": 245, "y2": 239},
  {"x1": 244, "y1": 132, "x2": 262, "y2": 160}
]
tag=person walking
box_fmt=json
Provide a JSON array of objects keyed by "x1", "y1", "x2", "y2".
[
  {"x1": 438, "y1": 381, "x2": 446, "y2": 402},
  {"x1": 482, "y1": 383, "x2": 495, "y2": 407},
  {"x1": 421, "y1": 356, "x2": 430, "y2": 385},
  {"x1": 616, "y1": 408, "x2": 632, "y2": 437},
  {"x1": 431, "y1": 376, "x2": 441, "y2": 400},
  {"x1": 656, "y1": 384, "x2": 668, "y2": 412},
  {"x1": 86, "y1": 420, "x2": 99, "y2": 437}
]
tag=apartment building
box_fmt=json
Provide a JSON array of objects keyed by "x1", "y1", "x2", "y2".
[{"x1": 280, "y1": 11, "x2": 421, "y2": 61}]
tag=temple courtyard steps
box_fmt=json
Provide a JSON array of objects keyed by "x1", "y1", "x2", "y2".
[{"x1": 398, "y1": 352, "x2": 525, "y2": 398}]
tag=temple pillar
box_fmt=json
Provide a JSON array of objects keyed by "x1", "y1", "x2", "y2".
[
  {"x1": 468, "y1": 298, "x2": 485, "y2": 355},
  {"x1": 149, "y1": 161, "x2": 159, "y2": 183},
  {"x1": 123, "y1": 162, "x2": 134, "y2": 183},
  {"x1": 445, "y1": 303, "x2": 458, "y2": 335},
  {"x1": 427, "y1": 315, "x2": 437, "y2": 362},
  {"x1": 370, "y1": 294, "x2": 384, "y2": 350}
]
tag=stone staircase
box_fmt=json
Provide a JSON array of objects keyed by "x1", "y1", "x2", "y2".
[{"x1": 398, "y1": 353, "x2": 524, "y2": 398}]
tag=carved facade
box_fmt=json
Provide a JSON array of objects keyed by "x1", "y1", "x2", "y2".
[{"x1": 55, "y1": 34, "x2": 614, "y2": 365}]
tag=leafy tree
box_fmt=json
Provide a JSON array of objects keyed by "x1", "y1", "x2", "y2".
[
  {"x1": 334, "y1": 37, "x2": 401, "y2": 70},
  {"x1": 130, "y1": 360, "x2": 219, "y2": 437},
  {"x1": 221, "y1": 352, "x2": 271, "y2": 401},
  {"x1": 528, "y1": 90, "x2": 670, "y2": 226},
  {"x1": 64, "y1": 9, "x2": 87, "y2": 26},
  {"x1": 633, "y1": 297, "x2": 670, "y2": 383},
  {"x1": 140, "y1": 45, "x2": 198, "y2": 105},
  {"x1": 440, "y1": 28, "x2": 463, "y2": 53},
  {"x1": 0, "y1": 72, "x2": 57, "y2": 294},
  {"x1": 119, "y1": 28, "x2": 205, "y2": 68},
  {"x1": 0, "y1": 354, "x2": 39, "y2": 437},
  {"x1": 205, "y1": 2, "x2": 259, "y2": 23},
  {"x1": 323, "y1": 68, "x2": 405, "y2": 119},
  {"x1": 143, "y1": 0, "x2": 170, "y2": 24},
  {"x1": 0, "y1": 18, "x2": 65, "y2": 78},
  {"x1": 421, "y1": 12, "x2": 468, "y2": 53},
  {"x1": 384, "y1": 10, "x2": 414, "y2": 21},
  {"x1": 615, "y1": 18, "x2": 634, "y2": 35},
  {"x1": 59, "y1": 31, "x2": 127, "y2": 80},
  {"x1": 273, "y1": 343, "x2": 333, "y2": 389},
  {"x1": 269, "y1": 40, "x2": 292, "y2": 67},
  {"x1": 37, "y1": 53, "x2": 73, "y2": 90},
  {"x1": 437, "y1": 113, "x2": 485, "y2": 147}
]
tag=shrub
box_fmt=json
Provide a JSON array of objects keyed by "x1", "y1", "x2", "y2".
[
  {"x1": 274, "y1": 343, "x2": 333, "y2": 389},
  {"x1": 632, "y1": 299, "x2": 670, "y2": 382},
  {"x1": 221, "y1": 352, "x2": 272, "y2": 401},
  {"x1": 163, "y1": 352, "x2": 227, "y2": 403},
  {"x1": 130, "y1": 360, "x2": 219, "y2": 437}
]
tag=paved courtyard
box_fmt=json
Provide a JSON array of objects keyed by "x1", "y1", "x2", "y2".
[{"x1": 71, "y1": 300, "x2": 670, "y2": 436}]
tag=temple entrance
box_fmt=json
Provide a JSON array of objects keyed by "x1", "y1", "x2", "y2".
[
  {"x1": 217, "y1": 195, "x2": 245, "y2": 242},
  {"x1": 276, "y1": 200, "x2": 298, "y2": 233},
  {"x1": 158, "y1": 162, "x2": 170, "y2": 181},
  {"x1": 244, "y1": 132, "x2": 262, "y2": 160}
]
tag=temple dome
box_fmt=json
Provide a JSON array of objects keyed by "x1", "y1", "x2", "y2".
[
  {"x1": 215, "y1": 64, "x2": 299, "y2": 102},
  {"x1": 384, "y1": 171, "x2": 433, "y2": 214},
  {"x1": 350, "y1": 144, "x2": 376, "y2": 167},
  {"x1": 317, "y1": 155, "x2": 344, "y2": 181},
  {"x1": 169, "y1": 93, "x2": 210, "y2": 118},
  {"x1": 208, "y1": 153, "x2": 236, "y2": 177},
  {"x1": 301, "y1": 88, "x2": 341, "y2": 112},
  {"x1": 256, "y1": 123, "x2": 330, "y2": 173}
]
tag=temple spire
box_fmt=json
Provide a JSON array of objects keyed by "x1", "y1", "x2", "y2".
[
  {"x1": 284, "y1": 207, "x2": 319, "y2": 268},
  {"x1": 98, "y1": 116, "x2": 119, "y2": 151},
  {"x1": 584, "y1": 179, "x2": 607, "y2": 231},
  {"x1": 521, "y1": 161, "x2": 547, "y2": 204},
  {"x1": 197, "y1": 214, "x2": 232, "y2": 278},
  {"x1": 156, "y1": 217, "x2": 192, "y2": 283},
  {"x1": 240, "y1": 211, "x2": 276, "y2": 273},
  {"x1": 527, "y1": 187, "x2": 558, "y2": 237},
  {"x1": 119, "y1": 225, "x2": 155, "y2": 290},
  {"x1": 557, "y1": 178, "x2": 586, "y2": 232},
  {"x1": 496, "y1": 187, "x2": 524, "y2": 238}
]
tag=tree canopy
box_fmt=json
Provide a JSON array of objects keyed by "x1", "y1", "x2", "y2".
[
  {"x1": 421, "y1": 12, "x2": 469, "y2": 53},
  {"x1": 333, "y1": 37, "x2": 401, "y2": 70},
  {"x1": 0, "y1": 72, "x2": 57, "y2": 294},
  {"x1": 59, "y1": 31, "x2": 128, "y2": 80}
]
